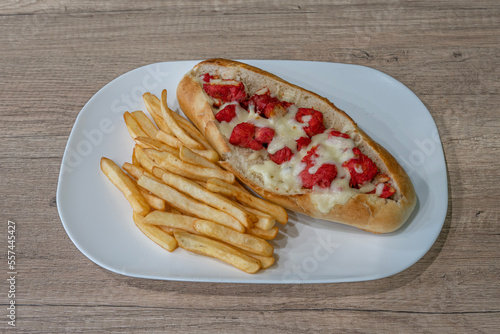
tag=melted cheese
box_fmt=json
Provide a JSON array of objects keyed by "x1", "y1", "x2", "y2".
[
  {"x1": 216, "y1": 103, "x2": 308, "y2": 154},
  {"x1": 312, "y1": 189, "x2": 358, "y2": 213},
  {"x1": 307, "y1": 132, "x2": 355, "y2": 174},
  {"x1": 249, "y1": 158, "x2": 306, "y2": 192},
  {"x1": 217, "y1": 102, "x2": 249, "y2": 138},
  {"x1": 375, "y1": 182, "x2": 386, "y2": 196},
  {"x1": 264, "y1": 105, "x2": 306, "y2": 154},
  {"x1": 208, "y1": 81, "x2": 382, "y2": 213}
]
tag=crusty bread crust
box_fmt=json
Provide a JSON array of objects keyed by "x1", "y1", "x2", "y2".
[{"x1": 177, "y1": 59, "x2": 417, "y2": 233}]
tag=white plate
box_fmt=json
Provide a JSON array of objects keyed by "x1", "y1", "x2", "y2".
[{"x1": 57, "y1": 60, "x2": 447, "y2": 284}]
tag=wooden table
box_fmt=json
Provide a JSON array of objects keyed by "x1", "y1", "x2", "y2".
[{"x1": 2, "y1": 1, "x2": 499, "y2": 332}]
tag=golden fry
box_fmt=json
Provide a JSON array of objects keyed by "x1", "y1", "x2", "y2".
[
  {"x1": 134, "y1": 145, "x2": 157, "y2": 173},
  {"x1": 138, "y1": 175, "x2": 245, "y2": 232},
  {"x1": 138, "y1": 188, "x2": 166, "y2": 211},
  {"x1": 193, "y1": 220, "x2": 273, "y2": 256},
  {"x1": 171, "y1": 111, "x2": 214, "y2": 150},
  {"x1": 156, "y1": 130, "x2": 182, "y2": 149},
  {"x1": 207, "y1": 178, "x2": 288, "y2": 224},
  {"x1": 247, "y1": 226, "x2": 279, "y2": 240},
  {"x1": 132, "y1": 147, "x2": 141, "y2": 167},
  {"x1": 135, "y1": 136, "x2": 179, "y2": 156},
  {"x1": 100, "y1": 157, "x2": 150, "y2": 216},
  {"x1": 131, "y1": 110, "x2": 158, "y2": 138},
  {"x1": 179, "y1": 146, "x2": 219, "y2": 169},
  {"x1": 124, "y1": 112, "x2": 148, "y2": 139},
  {"x1": 144, "y1": 149, "x2": 234, "y2": 183},
  {"x1": 159, "y1": 226, "x2": 176, "y2": 235},
  {"x1": 174, "y1": 230, "x2": 261, "y2": 274},
  {"x1": 237, "y1": 248, "x2": 275, "y2": 269},
  {"x1": 123, "y1": 162, "x2": 150, "y2": 179},
  {"x1": 143, "y1": 93, "x2": 174, "y2": 135},
  {"x1": 190, "y1": 149, "x2": 219, "y2": 163},
  {"x1": 160, "y1": 90, "x2": 204, "y2": 150},
  {"x1": 132, "y1": 212, "x2": 177, "y2": 251},
  {"x1": 153, "y1": 167, "x2": 256, "y2": 228},
  {"x1": 145, "y1": 93, "x2": 209, "y2": 148},
  {"x1": 143, "y1": 210, "x2": 198, "y2": 234},
  {"x1": 240, "y1": 205, "x2": 276, "y2": 230}
]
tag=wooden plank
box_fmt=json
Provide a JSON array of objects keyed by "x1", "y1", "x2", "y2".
[{"x1": 0, "y1": 0, "x2": 499, "y2": 332}]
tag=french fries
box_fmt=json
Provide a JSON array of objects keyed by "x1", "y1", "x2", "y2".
[
  {"x1": 190, "y1": 148, "x2": 219, "y2": 163},
  {"x1": 138, "y1": 174, "x2": 246, "y2": 233},
  {"x1": 100, "y1": 158, "x2": 151, "y2": 216},
  {"x1": 193, "y1": 220, "x2": 273, "y2": 257},
  {"x1": 247, "y1": 226, "x2": 279, "y2": 240},
  {"x1": 133, "y1": 212, "x2": 177, "y2": 251},
  {"x1": 133, "y1": 145, "x2": 158, "y2": 173},
  {"x1": 124, "y1": 112, "x2": 148, "y2": 139},
  {"x1": 179, "y1": 146, "x2": 219, "y2": 169},
  {"x1": 145, "y1": 92, "x2": 211, "y2": 146},
  {"x1": 241, "y1": 205, "x2": 276, "y2": 230},
  {"x1": 143, "y1": 211, "x2": 199, "y2": 235},
  {"x1": 101, "y1": 89, "x2": 289, "y2": 274},
  {"x1": 160, "y1": 89, "x2": 204, "y2": 150},
  {"x1": 143, "y1": 93, "x2": 174, "y2": 135},
  {"x1": 206, "y1": 178, "x2": 288, "y2": 224},
  {"x1": 138, "y1": 188, "x2": 166, "y2": 211},
  {"x1": 135, "y1": 136, "x2": 179, "y2": 156},
  {"x1": 144, "y1": 148, "x2": 235, "y2": 184},
  {"x1": 122, "y1": 162, "x2": 152, "y2": 180},
  {"x1": 130, "y1": 110, "x2": 158, "y2": 138},
  {"x1": 237, "y1": 248, "x2": 275, "y2": 269},
  {"x1": 152, "y1": 167, "x2": 256, "y2": 228},
  {"x1": 156, "y1": 130, "x2": 182, "y2": 149},
  {"x1": 172, "y1": 112, "x2": 214, "y2": 151},
  {"x1": 174, "y1": 230, "x2": 261, "y2": 274}
]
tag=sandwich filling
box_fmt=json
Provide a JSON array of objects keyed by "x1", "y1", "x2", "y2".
[{"x1": 199, "y1": 73, "x2": 396, "y2": 213}]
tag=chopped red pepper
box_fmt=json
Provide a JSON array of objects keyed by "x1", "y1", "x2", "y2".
[
  {"x1": 202, "y1": 73, "x2": 218, "y2": 82},
  {"x1": 298, "y1": 146, "x2": 337, "y2": 188},
  {"x1": 329, "y1": 130, "x2": 350, "y2": 139},
  {"x1": 299, "y1": 163, "x2": 338, "y2": 189},
  {"x1": 269, "y1": 147, "x2": 294, "y2": 165},
  {"x1": 248, "y1": 91, "x2": 291, "y2": 118},
  {"x1": 379, "y1": 183, "x2": 396, "y2": 198},
  {"x1": 203, "y1": 82, "x2": 247, "y2": 104},
  {"x1": 254, "y1": 127, "x2": 275, "y2": 146},
  {"x1": 301, "y1": 146, "x2": 319, "y2": 166},
  {"x1": 229, "y1": 122, "x2": 263, "y2": 151},
  {"x1": 215, "y1": 104, "x2": 237, "y2": 123},
  {"x1": 342, "y1": 147, "x2": 378, "y2": 188},
  {"x1": 295, "y1": 108, "x2": 325, "y2": 137},
  {"x1": 296, "y1": 136, "x2": 312, "y2": 151}
]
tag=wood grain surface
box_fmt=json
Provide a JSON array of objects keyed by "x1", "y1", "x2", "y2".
[{"x1": 1, "y1": 1, "x2": 499, "y2": 333}]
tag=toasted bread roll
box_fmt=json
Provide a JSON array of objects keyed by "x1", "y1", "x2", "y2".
[{"x1": 177, "y1": 59, "x2": 416, "y2": 233}]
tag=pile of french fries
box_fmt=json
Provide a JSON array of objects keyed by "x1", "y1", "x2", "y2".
[{"x1": 100, "y1": 89, "x2": 288, "y2": 274}]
